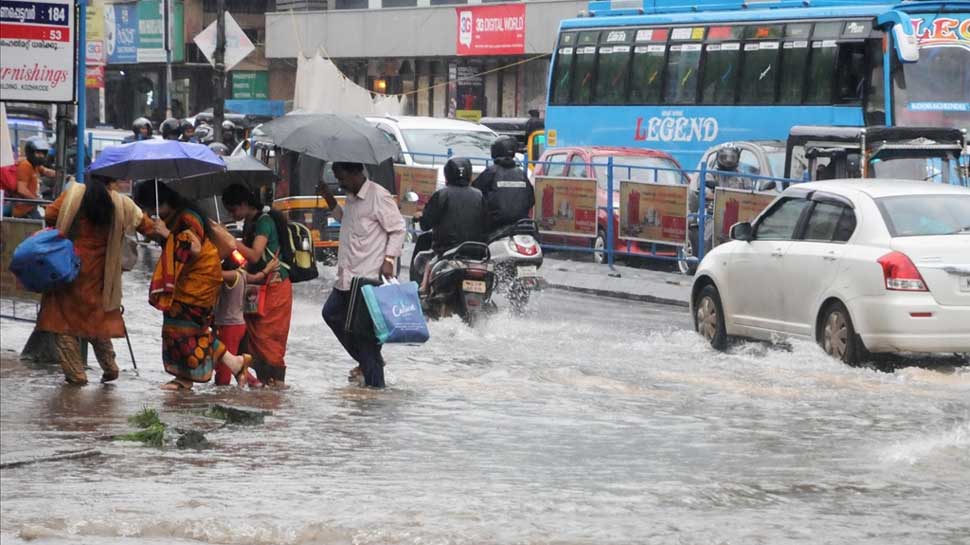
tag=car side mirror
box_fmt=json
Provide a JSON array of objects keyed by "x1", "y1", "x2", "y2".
[
  {"x1": 730, "y1": 222, "x2": 754, "y2": 242},
  {"x1": 760, "y1": 181, "x2": 777, "y2": 192}
]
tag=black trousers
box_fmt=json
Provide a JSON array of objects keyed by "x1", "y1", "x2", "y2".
[{"x1": 322, "y1": 289, "x2": 385, "y2": 388}]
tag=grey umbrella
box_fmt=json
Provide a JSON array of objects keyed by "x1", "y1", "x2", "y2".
[
  {"x1": 164, "y1": 154, "x2": 277, "y2": 200},
  {"x1": 258, "y1": 113, "x2": 401, "y2": 164}
]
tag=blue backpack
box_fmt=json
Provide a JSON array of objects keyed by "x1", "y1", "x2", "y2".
[{"x1": 10, "y1": 229, "x2": 80, "y2": 293}]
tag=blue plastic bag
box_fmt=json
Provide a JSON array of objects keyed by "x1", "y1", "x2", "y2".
[
  {"x1": 361, "y1": 280, "x2": 430, "y2": 344},
  {"x1": 10, "y1": 228, "x2": 80, "y2": 293}
]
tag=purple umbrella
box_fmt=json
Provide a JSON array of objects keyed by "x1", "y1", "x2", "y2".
[{"x1": 86, "y1": 139, "x2": 226, "y2": 181}]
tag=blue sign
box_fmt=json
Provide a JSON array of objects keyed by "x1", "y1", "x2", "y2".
[
  {"x1": 105, "y1": 2, "x2": 138, "y2": 64},
  {"x1": 225, "y1": 99, "x2": 286, "y2": 118}
]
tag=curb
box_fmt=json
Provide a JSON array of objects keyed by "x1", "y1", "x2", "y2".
[{"x1": 546, "y1": 283, "x2": 689, "y2": 308}]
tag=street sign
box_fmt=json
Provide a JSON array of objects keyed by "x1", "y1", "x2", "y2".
[
  {"x1": 0, "y1": 0, "x2": 77, "y2": 102},
  {"x1": 193, "y1": 11, "x2": 254, "y2": 71}
]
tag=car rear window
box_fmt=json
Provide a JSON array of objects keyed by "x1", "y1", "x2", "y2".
[
  {"x1": 877, "y1": 195, "x2": 970, "y2": 237},
  {"x1": 593, "y1": 156, "x2": 683, "y2": 188}
]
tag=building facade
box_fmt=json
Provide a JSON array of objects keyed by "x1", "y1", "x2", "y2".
[{"x1": 265, "y1": 0, "x2": 584, "y2": 119}]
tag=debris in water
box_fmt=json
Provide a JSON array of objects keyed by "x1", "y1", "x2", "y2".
[
  {"x1": 176, "y1": 430, "x2": 211, "y2": 450},
  {"x1": 115, "y1": 407, "x2": 166, "y2": 447},
  {"x1": 204, "y1": 404, "x2": 270, "y2": 425}
]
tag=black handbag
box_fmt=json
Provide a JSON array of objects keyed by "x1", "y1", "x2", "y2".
[{"x1": 344, "y1": 276, "x2": 381, "y2": 340}]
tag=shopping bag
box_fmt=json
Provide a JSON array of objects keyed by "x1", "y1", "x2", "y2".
[
  {"x1": 361, "y1": 279, "x2": 430, "y2": 344},
  {"x1": 9, "y1": 228, "x2": 80, "y2": 293},
  {"x1": 243, "y1": 284, "x2": 266, "y2": 316}
]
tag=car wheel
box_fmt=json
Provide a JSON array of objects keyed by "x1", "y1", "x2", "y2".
[
  {"x1": 819, "y1": 301, "x2": 864, "y2": 365},
  {"x1": 678, "y1": 227, "x2": 698, "y2": 276},
  {"x1": 694, "y1": 284, "x2": 727, "y2": 350},
  {"x1": 592, "y1": 230, "x2": 606, "y2": 264}
]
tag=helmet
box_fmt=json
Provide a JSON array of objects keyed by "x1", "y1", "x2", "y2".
[
  {"x1": 715, "y1": 145, "x2": 741, "y2": 172},
  {"x1": 24, "y1": 136, "x2": 51, "y2": 166},
  {"x1": 132, "y1": 117, "x2": 153, "y2": 138},
  {"x1": 179, "y1": 119, "x2": 194, "y2": 133},
  {"x1": 160, "y1": 118, "x2": 181, "y2": 140},
  {"x1": 207, "y1": 142, "x2": 230, "y2": 156},
  {"x1": 443, "y1": 157, "x2": 473, "y2": 186},
  {"x1": 221, "y1": 120, "x2": 237, "y2": 132},
  {"x1": 195, "y1": 124, "x2": 214, "y2": 144},
  {"x1": 490, "y1": 135, "x2": 518, "y2": 160}
]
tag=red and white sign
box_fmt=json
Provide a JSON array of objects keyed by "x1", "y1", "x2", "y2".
[
  {"x1": 456, "y1": 3, "x2": 525, "y2": 56},
  {"x1": 85, "y1": 64, "x2": 104, "y2": 89},
  {"x1": 86, "y1": 40, "x2": 105, "y2": 65},
  {"x1": 0, "y1": 0, "x2": 77, "y2": 102}
]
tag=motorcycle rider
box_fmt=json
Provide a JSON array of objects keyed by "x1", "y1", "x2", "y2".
[
  {"x1": 472, "y1": 135, "x2": 535, "y2": 233},
  {"x1": 159, "y1": 118, "x2": 182, "y2": 140},
  {"x1": 124, "y1": 117, "x2": 153, "y2": 143},
  {"x1": 221, "y1": 120, "x2": 239, "y2": 151},
  {"x1": 179, "y1": 120, "x2": 197, "y2": 143},
  {"x1": 416, "y1": 157, "x2": 487, "y2": 293},
  {"x1": 7, "y1": 137, "x2": 55, "y2": 218}
]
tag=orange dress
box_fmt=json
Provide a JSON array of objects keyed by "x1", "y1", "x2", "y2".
[{"x1": 36, "y1": 192, "x2": 154, "y2": 340}]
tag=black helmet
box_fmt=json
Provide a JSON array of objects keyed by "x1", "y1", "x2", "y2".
[
  {"x1": 24, "y1": 136, "x2": 51, "y2": 166},
  {"x1": 443, "y1": 157, "x2": 473, "y2": 186},
  {"x1": 208, "y1": 142, "x2": 230, "y2": 156},
  {"x1": 160, "y1": 118, "x2": 181, "y2": 140},
  {"x1": 490, "y1": 135, "x2": 518, "y2": 160},
  {"x1": 716, "y1": 145, "x2": 741, "y2": 172},
  {"x1": 132, "y1": 117, "x2": 153, "y2": 138}
]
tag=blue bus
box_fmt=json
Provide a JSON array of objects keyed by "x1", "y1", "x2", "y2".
[{"x1": 544, "y1": 0, "x2": 970, "y2": 169}]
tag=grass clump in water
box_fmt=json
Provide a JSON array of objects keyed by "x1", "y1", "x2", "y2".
[{"x1": 116, "y1": 407, "x2": 166, "y2": 447}]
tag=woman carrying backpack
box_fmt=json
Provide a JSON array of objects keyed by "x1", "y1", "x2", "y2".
[
  {"x1": 134, "y1": 182, "x2": 253, "y2": 391},
  {"x1": 221, "y1": 184, "x2": 293, "y2": 387},
  {"x1": 35, "y1": 175, "x2": 155, "y2": 385}
]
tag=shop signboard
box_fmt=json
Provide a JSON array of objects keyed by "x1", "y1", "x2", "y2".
[
  {"x1": 0, "y1": 0, "x2": 77, "y2": 102},
  {"x1": 137, "y1": 0, "x2": 184, "y2": 63},
  {"x1": 618, "y1": 181, "x2": 688, "y2": 246},
  {"x1": 86, "y1": 0, "x2": 103, "y2": 41},
  {"x1": 231, "y1": 71, "x2": 268, "y2": 99},
  {"x1": 534, "y1": 177, "x2": 598, "y2": 237},
  {"x1": 456, "y1": 3, "x2": 525, "y2": 56},
  {"x1": 395, "y1": 165, "x2": 438, "y2": 218},
  {"x1": 85, "y1": 64, "x2": 105, "y2": 88},
  {"x1": 711, "y1": 188, "x2": 776, "y2": 246},
  {"x1": 105, "y1": 1, "x2": 138, "y2": 64}
]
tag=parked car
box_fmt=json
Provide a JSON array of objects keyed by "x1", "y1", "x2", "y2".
[
  {"x1": 690, "y1": 179, "x2": 970, "y2": 364},
  {"x1": 533, "y1": 146, "x2": 686, "y2": 263},
  {"x1": 367, "y1": 115, "x2": 498, "y2": 186}
]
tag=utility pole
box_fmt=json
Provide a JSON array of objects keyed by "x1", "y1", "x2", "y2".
[
  {"x1": 164, "y1": 0, "x2": 173, "y2": 118},
  {"x1": 213, "y1": 0, "x2": 226, "y2": 143}
]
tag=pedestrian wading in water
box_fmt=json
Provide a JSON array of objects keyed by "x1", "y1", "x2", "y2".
[
  {"x1": 134, "y1": 182, "x2": 252, "y2": 391},
  {"x1": 33, "y1": 175, "x2": 156, "y2": 385},
  {"x1": 221, "y1": 183, "x2": 293, "y2": 387}
]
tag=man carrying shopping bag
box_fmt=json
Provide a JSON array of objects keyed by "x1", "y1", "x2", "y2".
[{"x1": 319, "y1": 162, "x2": 406, "y2": 388}]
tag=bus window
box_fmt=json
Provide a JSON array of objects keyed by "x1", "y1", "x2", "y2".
[
  {"x1": 571, "y1": 32, "x2": 600, "y2": 105},
  {"x1": 551, "y1": 33, "x2": 577, "y2": 105},
  {"x1": 665, "y1": 42, "x2": 702, "y2": 104},
  {"x1": 629, "y1": 44, "x2": 666, "y2": 104},
  {"x1": 806, "y1": 40, "x2": 837, "y2": 104},
  {"x1": 594, "y1": 45, "x2": 632, "y2": 104},
  {"x1": 740, "y1": 41, "x2": 780, "y2": 104},
  {"x1": 778, "y1": 40, "x2": 810, "y2": 104},
  {"x1": 701, "y1": 42, "x2": 740, "y2": 104},
  {"x1": 835, "y1": 42, "x2": 866, "y2": 104}
]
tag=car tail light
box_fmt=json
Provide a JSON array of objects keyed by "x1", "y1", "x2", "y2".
[{"x1": 877, "y1": 251, "x2": 927, "y2": 291}]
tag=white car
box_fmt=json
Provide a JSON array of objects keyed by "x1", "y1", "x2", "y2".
[
  {"x1": 690, "y1": 179, "x2": 970, "y2": 363},
  {"x1": 366, "y1": 115, "x2": 497, "y2": 186}
]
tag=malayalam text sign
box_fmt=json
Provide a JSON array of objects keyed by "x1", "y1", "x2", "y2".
[
  {"x1": 619, "y1": 181, "x2": 688, "y2": 246},
  {"x1": 456, "y1": 3, "x2": 525, "y2": 56},
  {"x1": 395, "y1": 165, "x2": 438, "y2": 217},
  {"x1": 0, "y1": 0, "x2": 77, "y2": 102},
  {"x1": 534, "y1": 176, "x2": 598, "y2": 238},
  {"x1": 711, "y1": 188, "x2": 777, "y2": 246}
]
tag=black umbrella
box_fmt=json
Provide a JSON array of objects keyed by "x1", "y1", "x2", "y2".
[
  {"x1": 164, "y1": 154, "x2": 277, "y2": 200},
  {"x1": 259, "y1": 113, "x2": 401, "y2": 164}
]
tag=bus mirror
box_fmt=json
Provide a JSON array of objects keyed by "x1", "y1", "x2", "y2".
[{"x1": 892, "y1": 23, "x2": 919, "y2": 63}]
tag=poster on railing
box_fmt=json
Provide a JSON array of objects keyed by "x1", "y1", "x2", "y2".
[
  {"x1": 0, "y1": 0, "x2": 77, "y2": 102},
  {"x1": 395, "y1": 165, "x2": 438, "y2": 217},
  {"x1": 712, "y1": 188, "x2": 777, "y2": 246},
  {"x1": 534, "y1": 176, "x2": 598, "y2": 237},
  {"x1": 618, "y1": 181, "x2": 688, "y2": 246}
]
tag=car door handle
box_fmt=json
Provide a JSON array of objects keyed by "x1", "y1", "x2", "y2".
[
  {"x1": 823, "y1": 251, "x2": 838, "y2": 262},
  {"x1": 771, "y1": 249, "x2": 784, "y2": 257}
]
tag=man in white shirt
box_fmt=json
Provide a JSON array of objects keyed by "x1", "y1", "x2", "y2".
[{"x1": 319, "y1": 162, "x2": 405, "y2": 388}]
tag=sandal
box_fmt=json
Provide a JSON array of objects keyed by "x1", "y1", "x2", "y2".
[
  {"x1": 234, "y1": 354, "x2": 253, "y2": 387},
  {"x1": 160, "y1": 379, "x2": 191, "y2": 391}
]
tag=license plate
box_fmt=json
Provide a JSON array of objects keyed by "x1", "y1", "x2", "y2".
[
  {"x1": 961, "y1": 277, "x2": 970, "y2": 292},
  {"x1": 462, "y1": 280, "x2": 487, "y2": 294},
  {"x1": 517, "y1": 265, "x2": 538, "y2": 278}
]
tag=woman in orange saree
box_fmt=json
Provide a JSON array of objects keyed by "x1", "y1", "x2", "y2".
[{"x1": 135, "y1": 182, "x2": 252, "y2": 391}]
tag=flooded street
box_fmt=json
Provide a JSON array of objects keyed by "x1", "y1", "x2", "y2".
[{"x1": 1, "y1": 255, "x2": 969, "y2": 545}]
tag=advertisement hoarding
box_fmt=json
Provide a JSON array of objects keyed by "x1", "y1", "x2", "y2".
[
  {"x1": 0, "y1": 0, "x2": 77, "y2": 102},
  {"x1": 395, "y1": 165, "x2": 438, "y2": 218},
  {"x1": 105, "y1": 1, "x2": 138, "y2": 64},
  {"x1": 618, "y1": 181, "x2": 688, "y2": 246},
  {"x1": 456, "y1": 3, "x2": 525, "y2": 56},
  {"x1": 711, "y1": 188, "x2": 777, "y2": 246},
  {"x1": 534, "y1": 177, "x2": 598, "y2": 237}
]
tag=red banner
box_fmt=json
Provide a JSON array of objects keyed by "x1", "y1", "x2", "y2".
[
  {"x1": 85, "y1": 65, "x2": 104, "y2": 89},
  {"x1": 456, "y1": 3, "x2": 526, "y2": 56}
]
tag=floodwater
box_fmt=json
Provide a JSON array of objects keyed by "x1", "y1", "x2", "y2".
[{"x1": 1, "y1": 253, "x2": 969, "y2": 545}]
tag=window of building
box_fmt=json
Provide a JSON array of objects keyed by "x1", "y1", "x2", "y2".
[
  {"x1": 333, "y1": 0, "x2": 368, "y2": 8},
  {"x1": 382, "y1": 0, "x2": 418, "y2": 7},
  {"x1": 429, "y1": 0, "x2": 467, "y2": 5}
]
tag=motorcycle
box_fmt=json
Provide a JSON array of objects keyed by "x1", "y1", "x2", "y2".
[
  {"x1": 487, "y1": 219, "x2": 543, "y2": 310},
  {"x1": 410, "y1": 232, "x2": 497, "y2": 324}
]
